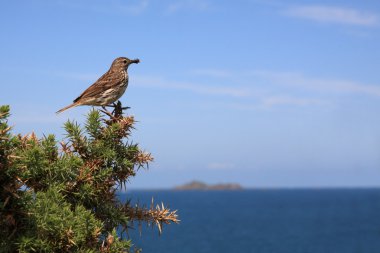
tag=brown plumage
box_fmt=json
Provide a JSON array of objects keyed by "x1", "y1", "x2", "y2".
[{"x1": 56, "y1": 57, "x2": 140, "y2": 114}]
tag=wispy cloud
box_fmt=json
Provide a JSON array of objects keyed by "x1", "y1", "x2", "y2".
[
  {"x1": 118, "y1": 0, "x2": 149, "y2": 15},
  {"x1": 134, "y1": 75, "x2": 251, "y2": 98},
  {"x1": 252, "y1": 70, "x2": 380, "y2": 97},
  {"x1": 260, "y1": 96, "x2": 329, "y2": 108},
  {"x1": 40, "y1": 69, "x2": 250, "y2": 98},
  {"x1": 55, "y1": 0, "x2": 149, "y2": 15},
  {"x1": 167, "y1": 0, "x2": 210, "y2": 13},
  {"x1": 192, "y1": 68, "x2": 380, "y2": 98},
  {"x1": 225, "y1": 96, "x2": 329, "y2": 111},
  {"x1": 46, "y1": 67, "x2": 380, "y2": 111},
  {"x1": 134, "y1": 74, "x2": 332, "y2": 109},
  {"x1": 191, "y1": 69, "x2": 232, "y2": 78},
  {"x1": 52, "y1": 71, "x2": 98, "y2": 82},
  {"x1": 283, "y1": 5, "x2": 379, "y2": 26},
  {"x1": 207, "y1": 162, "x2": 235, "y2": 170}
]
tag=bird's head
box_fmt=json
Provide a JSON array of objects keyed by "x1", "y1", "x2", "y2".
[{"x1": 111, "y1": 57, "x2": 140, "y2": 70}]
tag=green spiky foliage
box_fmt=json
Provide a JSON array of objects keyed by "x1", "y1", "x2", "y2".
[{"x1": 0, "y1": 104, "x2": 178, "y2": 252}]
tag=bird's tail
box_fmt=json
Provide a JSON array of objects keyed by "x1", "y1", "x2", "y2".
[{"x1": 56, "y1": 103, "x2": 78, "y2": 114}]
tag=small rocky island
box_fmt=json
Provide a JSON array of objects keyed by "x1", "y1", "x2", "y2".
[{"x1": 174, "y1": 181, "x2": 243, "y2": 191}]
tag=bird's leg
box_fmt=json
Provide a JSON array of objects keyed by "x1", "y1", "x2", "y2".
[
  {"x1": 101, "y1": 101, "x2": 130, "y2": 118},
  {"x1": 103, "y1": 102, "x2": 119, "y2": 115},
  {"x1": 100, "y1": 103, "x2": 117, "y2": 115},
  {"x1": 100, "y1": 106, "x2": 116, "y2": 119},
  {"x1": 111, "y1": 102, "x2": 119, "y2": 115},
  {"x1": 101, "y1": 105, "x2": 113, "y2": 112},
  {"x1": 100, "y1": 109, "x2": 114, "y2": 119}
]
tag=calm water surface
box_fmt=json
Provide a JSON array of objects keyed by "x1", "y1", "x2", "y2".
[{"x1": 119, "y1": 189, "x2": 380, "y2": 253}]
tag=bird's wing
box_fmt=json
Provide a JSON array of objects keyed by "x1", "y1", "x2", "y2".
[{"x1": 73, "y1": 70, "x2": 124, "y2": 103}]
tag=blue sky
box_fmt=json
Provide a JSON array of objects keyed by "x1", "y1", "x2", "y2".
[{"x1": 1, "y1": 0, "x2": 380, "y2": 188}]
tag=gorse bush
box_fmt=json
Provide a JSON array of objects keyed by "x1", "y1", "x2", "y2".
[{"x1": 0, "y1": 104, "x2": 178, "y2": 252}]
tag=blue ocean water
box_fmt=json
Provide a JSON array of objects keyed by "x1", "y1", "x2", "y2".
[{"x1": 120, "y1": 189, "x2": 380, "y2": 253}]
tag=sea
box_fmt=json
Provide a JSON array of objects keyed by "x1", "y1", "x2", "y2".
[{"x1": 119, "y1": 189, "x2": 380, "y2": 253}]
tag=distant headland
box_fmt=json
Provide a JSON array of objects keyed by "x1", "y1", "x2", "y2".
[{"x1": 174, "y1": 181, "x2": 243, "y2": 191}]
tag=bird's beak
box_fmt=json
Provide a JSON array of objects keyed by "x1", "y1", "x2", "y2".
[{"x1": 130, "y1": 59, "x2": 140, "y2": 64}]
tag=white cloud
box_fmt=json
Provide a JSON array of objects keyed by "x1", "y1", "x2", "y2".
[
  {"x1": 167, "y1": 0, "x2": 210, "y2": 13},
  {"x1": 225, "y1": 96, "x2": 329, "y2": 111},
  {"x1": 191, "y1": 69, "x2": 233, "y2": 78},
  {"x1": 55, "y1": 0, "x2": 149, "y2": 15},
  {"x1": 283, "y1": 5, "x2": 378, "y2": 26},
  {"x1": 134, "y1": 75, "x2": 252, "y2": 98},
  {"x1": 52, "y1": 71, "x2": 98, "y2": 82},
  {"x1": 118, "y1": 0, "x2": 149, "y2": 15},
  {"x1": 39, "y1": 69, "x2": 251, "y2": 98},
  {"x1": 252, "y1": 70, "x2": 380, "y2": 97},
  {"x1": 190, "y1": 68, "x2": 380, "y2": 97},
  {"x1": 46, "y1": 67, "x2": 380, "y2": 111},
  {"x1": 260, "y1": 96, "x2": 329, "y2": 108}
]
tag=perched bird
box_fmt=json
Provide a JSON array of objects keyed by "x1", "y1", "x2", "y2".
[{"x1": 56, "y1": 57, "x2": 140, "y2": 114}]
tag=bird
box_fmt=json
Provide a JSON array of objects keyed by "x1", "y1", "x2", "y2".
[{"x1": 56, "y1": 57, "x2": 140, "y2": 114}]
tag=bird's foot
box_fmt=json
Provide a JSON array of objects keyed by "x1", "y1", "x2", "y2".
[
  {"x1": 101, "y1": 103, "x2": 118, "y2": 115},
  {"x1": 100, "y1": 101, "x2": 130, "y2": 119},
  {"x1": 100, "y1": 107, "x2": 114, "y2": 119}
]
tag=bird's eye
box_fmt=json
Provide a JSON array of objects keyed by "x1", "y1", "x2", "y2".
[{"x1": 123, "y1": 60, "x2": 127, "y2": 63}]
